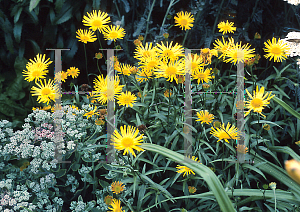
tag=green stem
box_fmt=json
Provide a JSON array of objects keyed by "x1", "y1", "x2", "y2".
[
  {"x1": 212, "y1": 0, "x2": 225, "y2": 35},
  {"x1": 92, "y1": 161, "x2": 96, "y2": 199},
  {"x1": 83, "y1": 44, "x2": 90, "y2": 85},
  {"x1": 160, "y1": 0, "x2": 175, "y2": 36},
  {"x1": 96, "y1": 31, "x2": 107, "y2": 61},
  {"x1": 143, "y1": 0, "x2": 156, "y2": 45},
  {"x1": 114, "y1": 0, "x2": 121, "y2": 18},
  {"x1": 182, "y1": 30, "x2": 189, "y2": 47},
  {"x1": 274, "y1": 189, "x2": 277, "y2": 212},
  {"x1": 96, "y1": 60, "x2": 101, "y2": 74}
]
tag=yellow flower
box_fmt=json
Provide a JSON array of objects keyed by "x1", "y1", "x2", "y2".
[
  {"x1": 174, "y1": 11, "x2": 194, "y2": 31},
  {"x1": 138, "y1": 35, "x2": 144, "y2": 41},
  {"x1": 223, "y1": 41, "x2": 256, "y2": 65},
  {"x1": 236, "y1": 144, "x2": 248, "y2": 154},
  {"x1": 118, "y1": 63, "x2": 134, "y2": 76},
  {"x1": 217, "y1": 20, "x2": 236, "y2": 34},
  {"x1": 200, "y1": 48, "x2": 214, "y2": 64},
  {"x1": 111, "y1": 125, "x2": 144, "y2": 157},
  {"x1": 176, "y1": 156, "x2": 200, "y2": 177},
  {"x1": 95, "y1": 52, "x2": 103, "y2": 59},
  {"x1": 156, "y1": 41, "x2": 184, "y2": 61},
  {"x1": 110, "y1": 181, "x2": 125, "y2": 194},
  {"x1": 210, "y1": 122, "x2": 239, "y2": 143},
  {"x1": 117, "y1": 91, "x2": 137, "y2": 107},
  {"x1": 164, "y1": 89, "x2": 172, "y2": 97},
  {"x1": 87, "y1": 92, "x2": 97, "y2": 103},
  {"x1": 136, "y1": 69, "x2": 154, "y2": 83},
  {"x1": 213, "y1": 36, "x2": 235, "y2": 60},
  {"x1": 196, "y1": 110, "x2": 214, "y2": 124},
  {"x1": 134, "y1": 42, "x2": 157, "y2": 62},
  {"x1": 103, "y1": 25, "x2": 126, "y2": 41},
  {"x1": 139, "y1": 55, "x2": 160, "y2": 71},
  {"x1": 108, "y1": 199, "x2": 125, "y2": 212},
  {"x1": 254, "y1": 32, "x2": 261, "y2": 39},
  {"x1": 83, "y1": 105, "x2": 99, "y2": 119},
  {"x1": 26, "y1": 53, "x2": 53, "y2": 73},
  {"x1": 30, "y1": 79, "x2": 58, "y2": 105},
  {"x1": 213, "y1": 121, "x2": 221, "y2": 128},
  {"x1": 55, "y1": 71, "x2": 68, "y2": 83},
  {"x1": 66, "y1": 67, "x2": 80, "y2": 78},
  {"x1": 184, "y1": 53, "x2": 205, "y2": 74},
  {"x1": 76, "y1": 29, "x2": 97, "y2": 44},
  {"x1": 155, "y1": 59, "x2": 185, "y2": 83},
  {"x1": 93, "y1": 75, "x2": 124, "y2": 105},
  {"x1": 134, "y1": 39, "x2": 142, "y2": 46},
  {"x1": 192, "y1": 68, "x2": 214, "y2": 84},
  {"x1": 285, "y1": 159, "x2": 300, "y2": 185},
  {"x1": 22, "y1": 66, "x2": 48, "y2": 83},
  {"x1": 263, "y1": 37, "x2": 290, "y2": 62},
  {"x1": 82, "y1": 10, "x2": 110, "y2": 32},
  {"x1": 295, "y1": 141, "x2": 300, "y2": 145},
  {"x1": 244, "y1": 86, "x2": 275, "y2": 118},
  {"x1": 188, "y1": 186, "x2": 197, "y2": 194},
  {"x1": 263, "y1": 124, "x2": 271, "y2": 131},
  {"x1": 104, "y1": 195, "x2": 113, "y2": 205}
]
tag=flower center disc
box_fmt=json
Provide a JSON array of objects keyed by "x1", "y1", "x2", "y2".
[
  {"x1": 166, "y1": 66, "x2": 177, "y2": 75},
  {"x1": 42, "y1": 88, "x2": 51, "y2": 95},
  {"x1": 92, "y1": 19, "x2": 103, "y2": 27},
  {"x1": 181, "y1": 19, "x2": 188, "y2": 25},
  {"x1": 271, "y1": 47, "x2": 282, "y2": 55},
  {"x1": 251, "y1": 98, "x2": 263, "y2": 108},
  {"x1": 122, "y1": 137, "x2": 133, "y2": 147},
  {"x1": 110, "y1": 32, "x2": 118, "y2": 39}
]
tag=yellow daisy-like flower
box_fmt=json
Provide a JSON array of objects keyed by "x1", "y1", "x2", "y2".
[
  {"x1": 76, "y1": 29, "x2": 97, "y2": 44},
  {"x1": 103, "y1": 25, "x2": 126, "y2": 42},
  {"x1": 82, "y1": 10, "x2": 110, "y2": 32},
  {"x1": 66, "y1": 67, "x2": 80, "y2": 78},
  {"x1": 184, "y1": 53, "x2": 205, "y2": 74},
  {"x1": 156, "y1": 41, "x2": 184, "y2": 61},
  {"x1": 155, "y1": 59, "x2": 185, "y2": 83},
  {"x1": 176, "y1": 156, "x2": 200, "y2": 177},
  {"x1": 104, "y1": 195, "x2": 113, "y2": 206},
  {"x1": 223, "y1": 41, "x2": 256, "y2": 65},
  {"x1": 118, "y1": 63, "x2": 134, "y2": 76},
  {"x1": 83, "y1": 105, "x2": 99, "y2": 119},
  {"x1": 217, "y1": 20, "x2": 236, "y2": 34},
  {"x1": 213, "y1": 36, "x2": 235, "y2": 60},
  {"x1": 95, "y1": 52, "x2": 103, "y2": 59},
  {"x1": 117, "y1": 91, "x2": 137, "y2": 107},
  {"x1": 30, "y1": 79, "x2": 58, "y2": 105},
  {"x1": 200, "y1": 48, "x2": 214, "y2": 65},
  {"x1": 237, "y1": 144, "x2": 248, "y2": 154},
  {"x1": 111, "y1": 125, "x2": 144, "y2": 157},
  {"x1": 108, "y1": 199, "x2": 125, "y2": 212},
  {"x1": 263, "y1": 124, "x2": 271, "y2": 131},
  {"x1": 26, "y1": 54, "x2": 53, "y2": 72},
  {"x1": 134, "y1": 42, "x2": 157, "y2": 62},
  {"x1": 32, "y1": 105, "x2": 51, "y2": 111},
  {"x1": 93, "y1": 75, "x2": 124, "y2": 105},
  {"x1": 188, "y1": 186, "x2": 197, "y2": 194},
  {"x1": 138, "y1": 55, "x2": 160, "y2": 71},
  {"x1": 22, "y1": 66, "x2": 48, "y2": 83},
  {"x1": 164, "y1": 89, "x2": 172, "y2": 97},
  {"x1": 174, "y1": 11, "x2": 194, "y2": 31},
  {"x1": 110, "y1": 181, "x2": 125, "y2": 194},
  {"x1": 136, "y1": 69, "x2": 154, "y2": 83},
  {"x1": 285, "y1": 159, "x2": 300, "y2": 185},
  {"x1": 192, "y1": 68, "x2": 214, "y2": 84},
  {"x1": 196, "y1": 110, "x2": 214, "y2": 124},
  {"x1": 210, "y1": 122, "x2": 240, "y2": 143},
  {"x1": 95, "y1": 118, "x2": 105, "y2": 125},
  {"x1": 87, "y1": 92, "x2": 97, "y2": 103},
  {"x1": 244, "y1": 85, "x2": 275, "y2": 118},
  {"x1": 263, "y1": 37, "x2": 290, "y2": 62},
  {"x1": 54, "y1": 71, "x2": 68, "y2": 83}
]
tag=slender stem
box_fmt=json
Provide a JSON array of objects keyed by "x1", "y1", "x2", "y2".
[
  {"x1": 143, "y1": 0, "x2": 156, "y2": 45},
  {"x1": 182, "y1": 30, "x2": 189, "y2": 47},
  {"x1": 97, "y1": 31, "x2": 107, "y2": 61},
  {"x1": 274, "y1": 189, "x2": 277, "y2": 212},
  {"x1": 83, "y1": 44, "x2": 90, "y2": 85},
  {"x1": 92, "y1": 161, "x2": 96, "y2": 199},
  {"x1": 113, "y1": 0, "x2": 121, "y2": 18},
  {"x1": 212, "y1": 0, "x2": 225, "y2": 35},
  {"x1": 160, "y1": 0, "x2": 176, "y2": 36},
  {"x1": 96, "y1": 60, "x2": 101, "y2": 74}
]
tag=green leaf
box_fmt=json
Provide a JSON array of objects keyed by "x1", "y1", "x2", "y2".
[
  {"x1": 56, "y1": 169, "x2": 66, "y2": 178},
  {"x1": 272, "y1": 96, "x2": 300, "y2": 120},
  {"x1": 4, "y1": 33, "x2": 14, "y2": 53},
  {"x1": 55, "y1": 0, "x2": 65, "y2": 13},
  {"x1": 71, "y1": 163, "x2": 81, "y2": 171},
  {"x1": 29, "y1": 0, "x2": 41, "y2": 12},
  {"x1": 27, "y1": 39, "x2": 41, "y2": 55},
  {"x1": 99, "y1": 179, "x2": 110, "y2": 188},
  {"x1": 54, "y1": 5, "x2": 72, "y2": 25},
  {"x1": 140, "y1": 143, "x2": 235, "y2": 212},
  {"x1": 273, "y1": 84, "x2": 290, "y2": 99},
  {"x1": 0, "y1": 103, "x2": 15, "y2": 117},
  {"x1": 14, "y1": 7, "x2": 23, "y2": 23}
]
